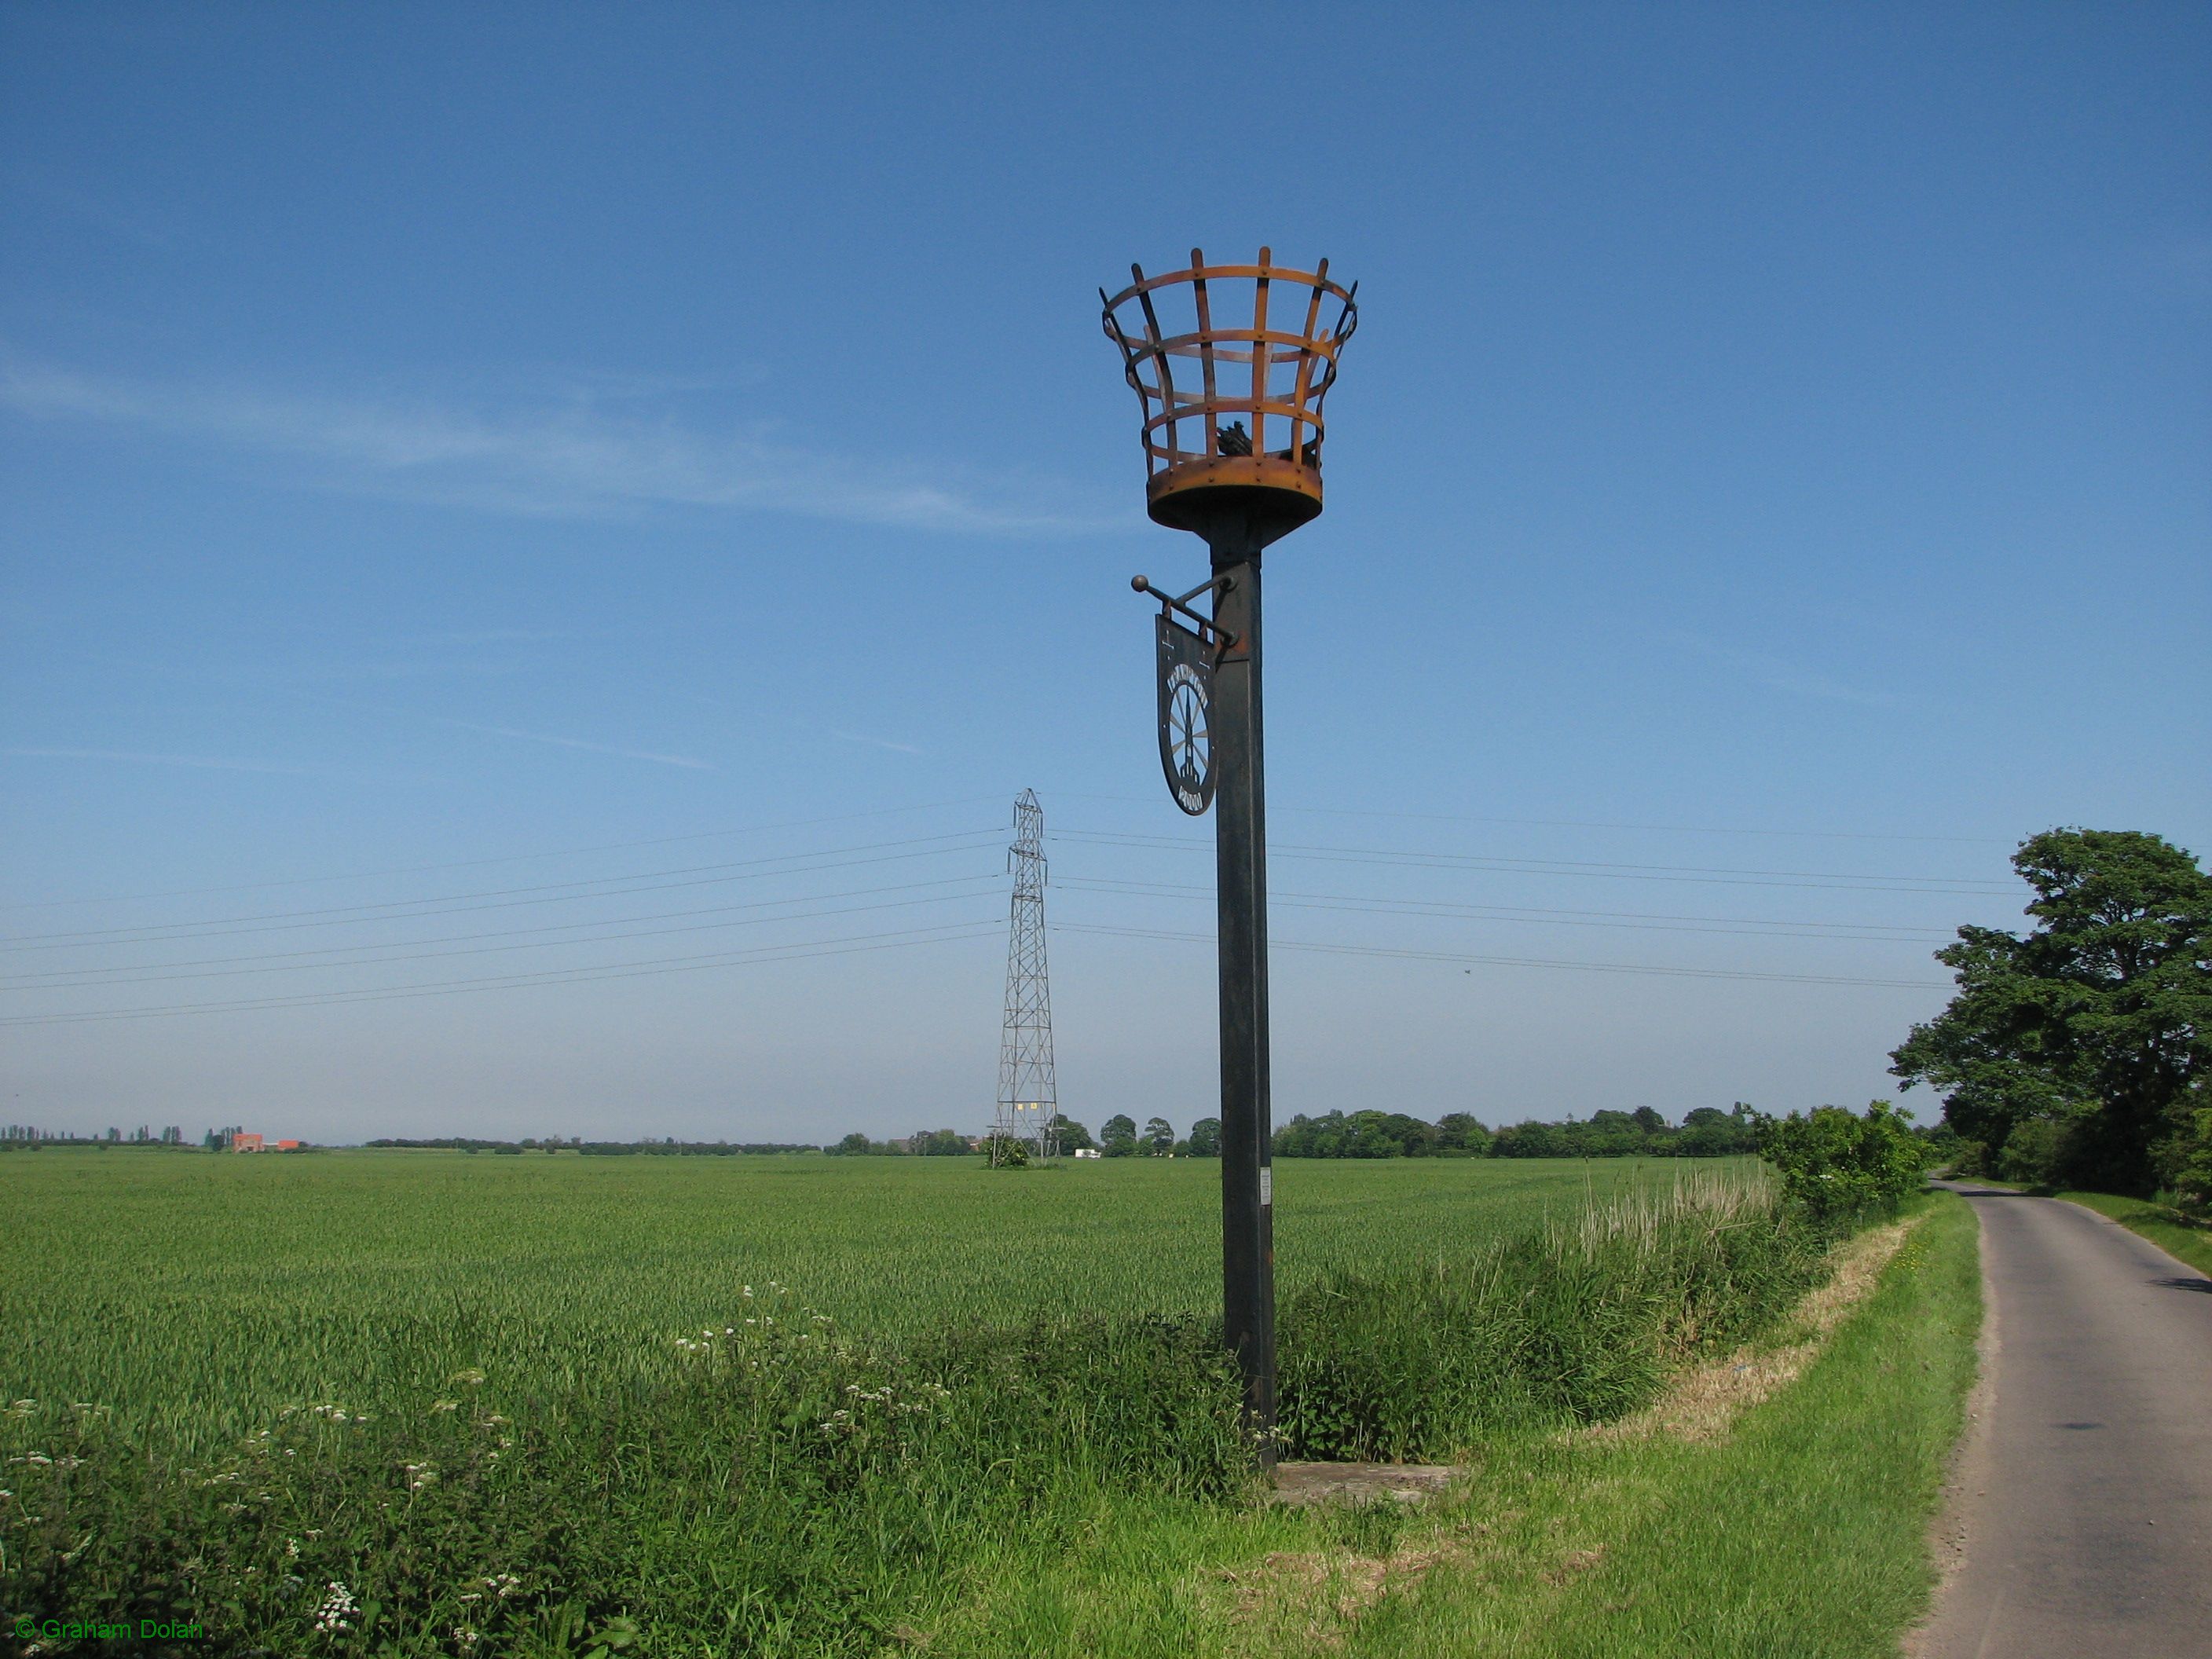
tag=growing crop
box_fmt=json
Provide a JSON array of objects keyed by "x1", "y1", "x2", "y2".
[{"x1": 1, "y1": 1150, "x2": 1802, "y2": 1655}]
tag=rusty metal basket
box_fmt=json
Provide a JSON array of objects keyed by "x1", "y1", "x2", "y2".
[{"x1": 1101, "y1": 247, "x2": 1357, "y2": 551}]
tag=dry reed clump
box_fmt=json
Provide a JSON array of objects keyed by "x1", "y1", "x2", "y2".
[
  {"x1": 1551, "y1": 1162, "x2": 1780, "y2": 1253},
  {"x1": 1586, "y1": 1213, "x2": 1922, "y2": 1444}
]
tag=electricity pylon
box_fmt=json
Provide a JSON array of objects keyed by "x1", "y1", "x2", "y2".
[{"x1": 993, "y1": 789, "x2": 1059, "y2": 1161}]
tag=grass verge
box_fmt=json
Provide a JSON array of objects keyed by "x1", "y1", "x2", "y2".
[
  {"x1": 2053, "y1": 1190, "x2": 2212, "y2": 1276},
  {"x1": 1328, "y1": 1190, "x2": 1981, "y2": 1659},
  {"x1": 915, "y1": 1191, "x2": 1982, "y2": 1658}
]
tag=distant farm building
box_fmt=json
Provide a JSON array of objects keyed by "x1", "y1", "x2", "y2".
[{"x1": 231, "y1": 1134, "x2": 306, "y2": 1152}]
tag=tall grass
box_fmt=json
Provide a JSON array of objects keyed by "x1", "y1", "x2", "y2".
[{"x1": 1277, "y1": 1166, "x2": 1827, "y2": 1459}]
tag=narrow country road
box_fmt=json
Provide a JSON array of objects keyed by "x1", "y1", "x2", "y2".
[{"x1": 1914, "y1": 1185, "x2": 2212, "y2": 1658}]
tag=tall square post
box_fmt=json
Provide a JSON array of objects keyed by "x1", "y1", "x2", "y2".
[{"x1": 1208, "y1": 542, "x2": 1275, "y2": 1454}]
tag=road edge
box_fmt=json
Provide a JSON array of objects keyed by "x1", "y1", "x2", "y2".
[{"x1": 1902, "y1": 1185, "x2": 1995, "y2": 1657}]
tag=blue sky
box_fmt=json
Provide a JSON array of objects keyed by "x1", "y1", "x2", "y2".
[{"x1": 2, "y1": 4, "x2": 2206, "y2": 1143}]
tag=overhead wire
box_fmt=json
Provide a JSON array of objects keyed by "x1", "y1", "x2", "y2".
[
  {"x1": 0, "y1": 830, "x2": 1007, "y2": 951},
  {"x1": 1056, "y1": 877, "x2": 1955, "y2": 943},
  {"x1": 1053, "y1": 922, "x2": 1949, "y2": 990},
  {"x1": 0, "y1": 795, "x2": 1011, "y2": 911},
  {"x1": 1049, "y1": 829, "x2": 2020, "y2": 896},
  {"x1": 0, "y1": 881, "x2": 1006, "y2": 990},
  {"x1": 0, "y1": 799, "x2": 2010, "y2": 1027},
  {"x1": 1050, "y1": 792, "x2": 2009, "y2": 845},
  {"x1": 0, "y1": 920, "x2": 1007, "y2": 1027}
]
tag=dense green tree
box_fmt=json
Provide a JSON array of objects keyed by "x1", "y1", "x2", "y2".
[
  {"x1": 1676, "y1": 1104, "x2": 1760, "y2": 1157},
  {"x1": 1433, "y1": 1113, "x2": 1492, "y2": 1155},
  {"x1": 1756, "y1": 1101, "x2": 1927, "y2": 1221},
  {"x1": 1142, "y1": 1116, "x2": 1176, "y2": 1155},
  {"x1": 1891, "y1": 829, "x2": 2211, "y2": 1194},
  {"x1": 1274, "y1": 1110, "x2": 1439, "y2": 1158},
  {"x1": 1490, "y1": 1120, "x2": 1566, "y2": 1158},
  {"x1": 2163, "y1": 1108, "x2": 2212, "y2": 1211},
  {"x1": 1631, "y1": 1106, "x2": 1667, "y2": 1134},
  {"x1": 1099, "y1": 1114, "x2": 1138, "y2": 1157},
  {"x1": 1184, "y1": 1116, "x2": 1222, "y2": 1157},
  {"x1": 830, "y1": 1132, "x2": 872, "y2": 1155},
  {"x1": 1053, "y1": 1118, "x2": 1095, "y2": 1152}
]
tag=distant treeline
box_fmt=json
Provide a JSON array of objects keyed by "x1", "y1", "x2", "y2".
[
  {"x1": 827, "y1": 1130, "x2": 977, "y2": 1156},
  {"x1": 0, "y1": 1116, "x2": 1768, "y2": 1159},
  {"x1": 821, "y1": 1106, "x2": 1767, "y2": 1161},
  {"x1": 4, "y1": 1125, "x2": 201, "y2": 1150},
  {"x1": 1271, "y1": 1104, "x2": 1763, "y2": 1159},
  {"x1": 364, "y1": 1137, "x2": 819, "y2": 1156}
]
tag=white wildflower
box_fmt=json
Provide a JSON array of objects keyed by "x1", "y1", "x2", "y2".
[{"x1": 313, "y1": 1580, "x2": 358, "y2": 1633}]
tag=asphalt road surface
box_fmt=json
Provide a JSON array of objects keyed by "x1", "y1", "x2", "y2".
[{"x1": 1914, "y1": 1185, "x2": 2212, "y2": 1658}]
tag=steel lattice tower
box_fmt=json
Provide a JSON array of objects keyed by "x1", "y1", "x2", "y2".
[{"x1": 993, "y1": 789, "x2": 1059, "y2": 1159}]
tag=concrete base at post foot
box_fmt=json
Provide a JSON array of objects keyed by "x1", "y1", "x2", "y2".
[{"x1": 1268, "y1": 1462, "x2": 1461, "y2": 1507}]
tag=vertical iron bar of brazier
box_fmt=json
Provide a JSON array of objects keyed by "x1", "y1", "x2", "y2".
[{"x1": 1210, "y1": 542, "x2": 1276, "y2": 1463}]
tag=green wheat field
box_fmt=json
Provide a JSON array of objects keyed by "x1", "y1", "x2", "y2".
[{"x1": 4, "y1": 1150, "x2": 1686, "y2": 1453}]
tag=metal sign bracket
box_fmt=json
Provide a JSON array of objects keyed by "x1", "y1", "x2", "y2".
[{"x1": 1130, "y1": 573, "x2": 1239, "y2": 658}]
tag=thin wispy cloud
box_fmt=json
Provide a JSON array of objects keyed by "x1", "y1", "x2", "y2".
[
  {"x1": 0, "y1": 358, "x2": 1115, "y2": 534},
  {"x1": 432, "y1": 717, "x2": 716, "y2": 771},
  {"x1": 3, "y1": 746, "x2": 319, "y2": 775}
]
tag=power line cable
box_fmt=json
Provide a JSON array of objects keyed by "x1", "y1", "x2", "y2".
[
  {"x1": 1, "y1": 885, "x2": 1003, "y2": 990},
  {"x1": 0, "y1": 795, "x2": 1009, "y2": 911},
  {"x1": 0, "y1": 831, "x2": 1005, "y2": 951},
  {"x1": 1053, "y1": 922, "x2": 1949, "y2": 990},
  {"x1": 0, "y1": 920, "x2": 1005, "y2": 1027},
  {"x1": 0, "y1": 876, "x2": 1001, "y2": 985},
  {"x1": 1052, "y1": 792, "x2": 2009, "y2": 844},
  {"x1": 1049, "y1": 829, "x2": 2018, "y2": 895},
  {"x1": 1057, "y1": 877, "x2": 1955, "y2": 942}
]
